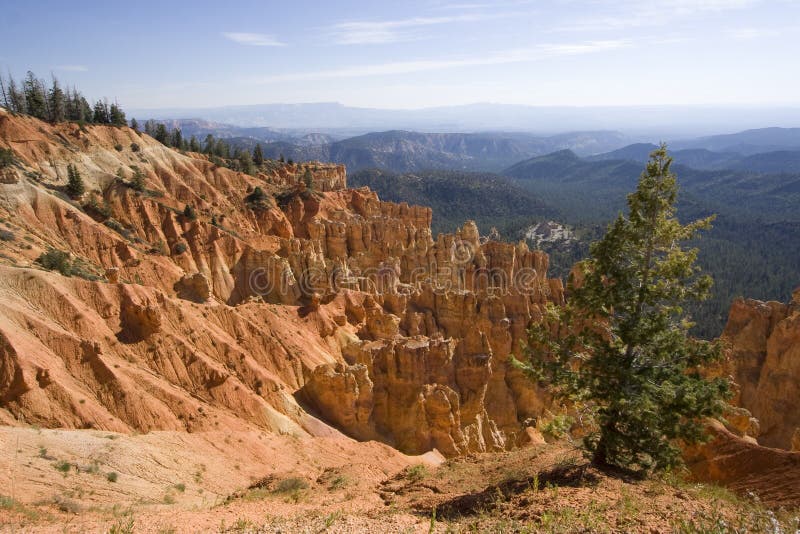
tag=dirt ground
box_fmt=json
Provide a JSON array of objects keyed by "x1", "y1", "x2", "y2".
[{"x1": 2, "y1": 426, "x2": 798, "y2": 533}]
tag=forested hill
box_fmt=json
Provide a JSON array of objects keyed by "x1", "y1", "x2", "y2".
[
  {"x1": 502, "y1": 150, "x2": 800, "y2": 338},
  {"x1": 349, "y1": 168, "x2": 558, "y2": 238}
]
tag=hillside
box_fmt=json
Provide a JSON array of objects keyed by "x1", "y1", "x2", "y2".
[
  {"x1": 590, "y1": 143, "x2": 800, "y2": 173},
  {"x1": 349, "y1": 168, "x2": 558, "y2": 237},
  {"x1": 251, "y1": 130, "x2": 630, "y2": 173},
  {"x1": 0, "y1": 109, "x2": 799, "y2": 531},
  {"x1": 503, "y1": 150, "x2": 800, "y2": 338}
]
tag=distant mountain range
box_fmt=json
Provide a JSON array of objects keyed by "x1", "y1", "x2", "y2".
[{"x1": 129, "y1": 102, "x2": 800, "y2": 136}]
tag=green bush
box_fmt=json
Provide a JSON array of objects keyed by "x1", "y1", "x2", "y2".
[
  {"x1": 173, "y1": 242, "x2": 188, "y2": 255},
  {"x1": 0, "y1": 147, "x2": 15, "y2": 168},
  {"x1": 130, "y1": 142, "x2": 140, "y2": 152},
  {"x1": 106, "y1": 471, "x2": 118, "y2": 483},
  {"x1": 114, "y1": 143, "x2": 123, "y2": 152},
  {"x1": 0, "y1": 229, "x2": 14, "y2": 241},
  {"x1": 37, "y1": 249, "x2": 73, "y2": 276}
]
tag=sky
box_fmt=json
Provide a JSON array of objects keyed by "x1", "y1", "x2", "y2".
[{"x1": 1, "y1": 0, "x2": 799, "y2": 110}]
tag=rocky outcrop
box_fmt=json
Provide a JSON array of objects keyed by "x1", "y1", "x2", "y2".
[
  {"x1": 0, "y1": 111, "x2": 564, "y2": 457},
  {"x1": 722, "y1": 290, "x2": 800, "y2": 449}
]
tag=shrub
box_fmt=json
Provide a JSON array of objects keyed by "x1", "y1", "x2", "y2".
[
  {"x1": 274, "y1": 477, "x2": 308, "y2": 493},
  {"x1": 405, "y1": 464, "x2": 428, "y2": 482},
  {"x1": 130, "y1": 142, "x2": 140, "y2": 152},
  {"x1": 129, "y1": 169, "x2": 146, "y2": 192},
  {"x1": 114, "y1": 143, "x2": 123, "y2": 152},
  {"x1": 106, "y1": 471, "x2": 118, "y2": 482},
  {"x1": 37, "y1": 249, "x2": 73, "y2": 276},
  {"x1": 0, "y1": 147, "x2": 15, "y2": 168},
  {"x1": 0, "y1": 229, "x2": 14, "y2": 241},
  {"x1": 182, "y1": 204, "x2": 197, "y2": 221},
  {"x1": 54, "y1": 460, "x2": 72, "y2": 474},
  {"x1": 173, "y1": 242, "x2": 188, "y2": 255}
]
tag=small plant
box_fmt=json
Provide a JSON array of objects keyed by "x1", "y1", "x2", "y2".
[
  {"x1": 173, "y1": 482, "x2": 186, "y2": 493},
  {"x1": 130, "y1": 142, "x2": 140, "y2": 152},
  {"x1": 182, "y1": 204, "x2": 197, "y2": 221},
  {"x1": 108, "y1": 515, "x2": 135, "y2": 534},
  {"x1": 37, "y1": 249, "x2": 73, "y2": 276},
  {"x1": 540, "y1": 413, "x2": 574, "y2": 440},
  {"x1": 54, "y1": 459, "x2": 73, "y2": 474},
  {"x1": 38, "y1": 446, "x2": 48, "y2": 458},
  {"x1": 107, "y1": 471, "x2": 119, "y2": 482},
  {"x1": 405, "y1": 464, "x2": 428, "y2": 482},
  {"x1": 173, "y1": 242, "x2": 188, "y2": 255},
  {"x1": 0, "y1": 229, "x2": 14, "y2": 241},
  {"x1": 274, "y1": 477, "x2": 308, "y2": 493},
  {"x1": 114, "y1": 143, "x2": 123, "y2": 152},
  {"x1": 129, "y1": 169, "x2": 146, "y2": 192},
  {"x1": 329, "y1": 475, "x2": 349, "y2": 490}
]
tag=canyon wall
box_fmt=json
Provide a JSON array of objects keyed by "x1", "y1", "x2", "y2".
[{"x1": 0, "y1": 109, "x2": 562, "y2": 456}]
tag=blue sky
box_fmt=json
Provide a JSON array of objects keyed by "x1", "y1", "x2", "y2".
[{"x1": 1, "y1": 0, "x2": 799, "y2": 109}]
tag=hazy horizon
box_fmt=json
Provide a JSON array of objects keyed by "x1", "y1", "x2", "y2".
[{"x1": 3, "y1": 0, "x2": 800, "y2": 113}]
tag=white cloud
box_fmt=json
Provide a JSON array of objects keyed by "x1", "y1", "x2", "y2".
[
  {"x1": 250, "y1": 40, "x2": 630, "y2": 83},
  {"x1": 222, "y1": 32, "x2": 285, "y2": 47},
  {"x1": 559, "y1": 0, "x2": 758, "y2": 31},
  {"x1": 55, "y1": 65, "x2": 88, "y2": 72},
  {"x1": 330, "y1": 12, "x2": 518, "y2": 44}
]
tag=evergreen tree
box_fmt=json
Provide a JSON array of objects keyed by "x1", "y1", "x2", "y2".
[
  {"x1": 65, "y1": 164, "x2": 85, "y2": 199},
  {"x1": 279, "y1": 153, "x2": 285, "y2": 163},
  {"x1": 170, "y1": 127, "x2": 183, "y2": 149},
  {"x1": 518, "y1": 145, "x2": 730, "y2": 473},
  {"x1": 8, "y1": 76, "x2": 26, "y2": 114},
  {"x1": 23, "y1": 71, "x2": 47, "y2": 119},
  {"x1": 302, "y1": 168, "x2": 313, "y2": 189},
  {"x1": 93, "y1": 100, "x2": 110, "y2": 123},
  {"x1": 144, "y1": 119, "x2": 157, "y2": 137},
  {"x1": 238, "y1": 149, "x2": 254, "y2": 174},
  {"x1": 130, "y1": 118, "x2": 139, "y2": 132},
  {"x1": 154, "y1": 123, "x2": 169, "y2": 145},
  {"x1": 109, "y1": 102, "x2": 126, "y2": 126},
  {"x1": 203, "y1": 134, "x2": 215, "y2": 154},
  {"x1": 189, "y1": 135, "x2": 201, "y2": 152},
  {"x1": 47, "y1": 76, "x2": 66, "y2": 123},
  {"x1": 253, "y1": 143, "x2": 264, "y2": 166}
]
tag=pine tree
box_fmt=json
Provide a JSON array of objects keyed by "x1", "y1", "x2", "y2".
[
  {"x1": 203, "y1": 134, "x2": 215, "y2": 154},
  {"x1": 23, "y1": 71, "x2": 47, "y2": 119},
  {"x1": 154, "y1": 123, "x2": 169, "y2": 145},
  {"x1": 109, "y1": 102, "x2": 126, "y2": 126},
  {"x1": 302, "y1": 168, "x2": 313, "y2": 189},
  {"x1": 47, "y1": 76, "x2": 66, "y2": 123},
  {"x1": 238, "y1": 149, "x2": 254, "y2": 175},
  {"x1": 253, "y1": 143, "x2": 264, "y2": 166},
  {"x1": 65, "y1": 164, "x2": 85, "y2": 199},
  {"x1": 130, "y1": 118, "x2": 139, "y2": 132},
  {"x1": 518, "y1": 145, "x2": 730, "y2": 473},
  {"x1": 170, "y1": 127, "x2": 183, "y2": 149},
  {"x1": 93, "y1": 100, "x2": 110, "y2": 123}
]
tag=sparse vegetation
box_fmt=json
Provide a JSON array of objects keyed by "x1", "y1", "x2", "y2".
[
  {"x1": 182, "y1": 204, "x2": 197, "y2": 221},
  {"x1": 0, "y1": 229, "x2": 14, "y2": 241},
  {"x1": 107, "y1": 471, "x2": 118, "y2": 482},
  {"x1": 37, "y1": 249, "x2": 73, "y2": 276},
  {"x1": 0, "y1": 147, "x2": 15, "y2": 168},
  {"x1": 405, "y1": 464, "x2": 428, "y2": 482}
]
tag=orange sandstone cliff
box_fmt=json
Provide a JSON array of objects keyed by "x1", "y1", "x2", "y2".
[{"x1": 0, "y1": 108, "x2": 562, "y2": 456}]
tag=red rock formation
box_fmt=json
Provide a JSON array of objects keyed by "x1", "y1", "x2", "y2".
[
  {"x1": 0, "y1": 110, "x2": 563, "y2": 456},
  {"x1": 722, "y1": 290, "x2": 800, "y2": 449}
]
